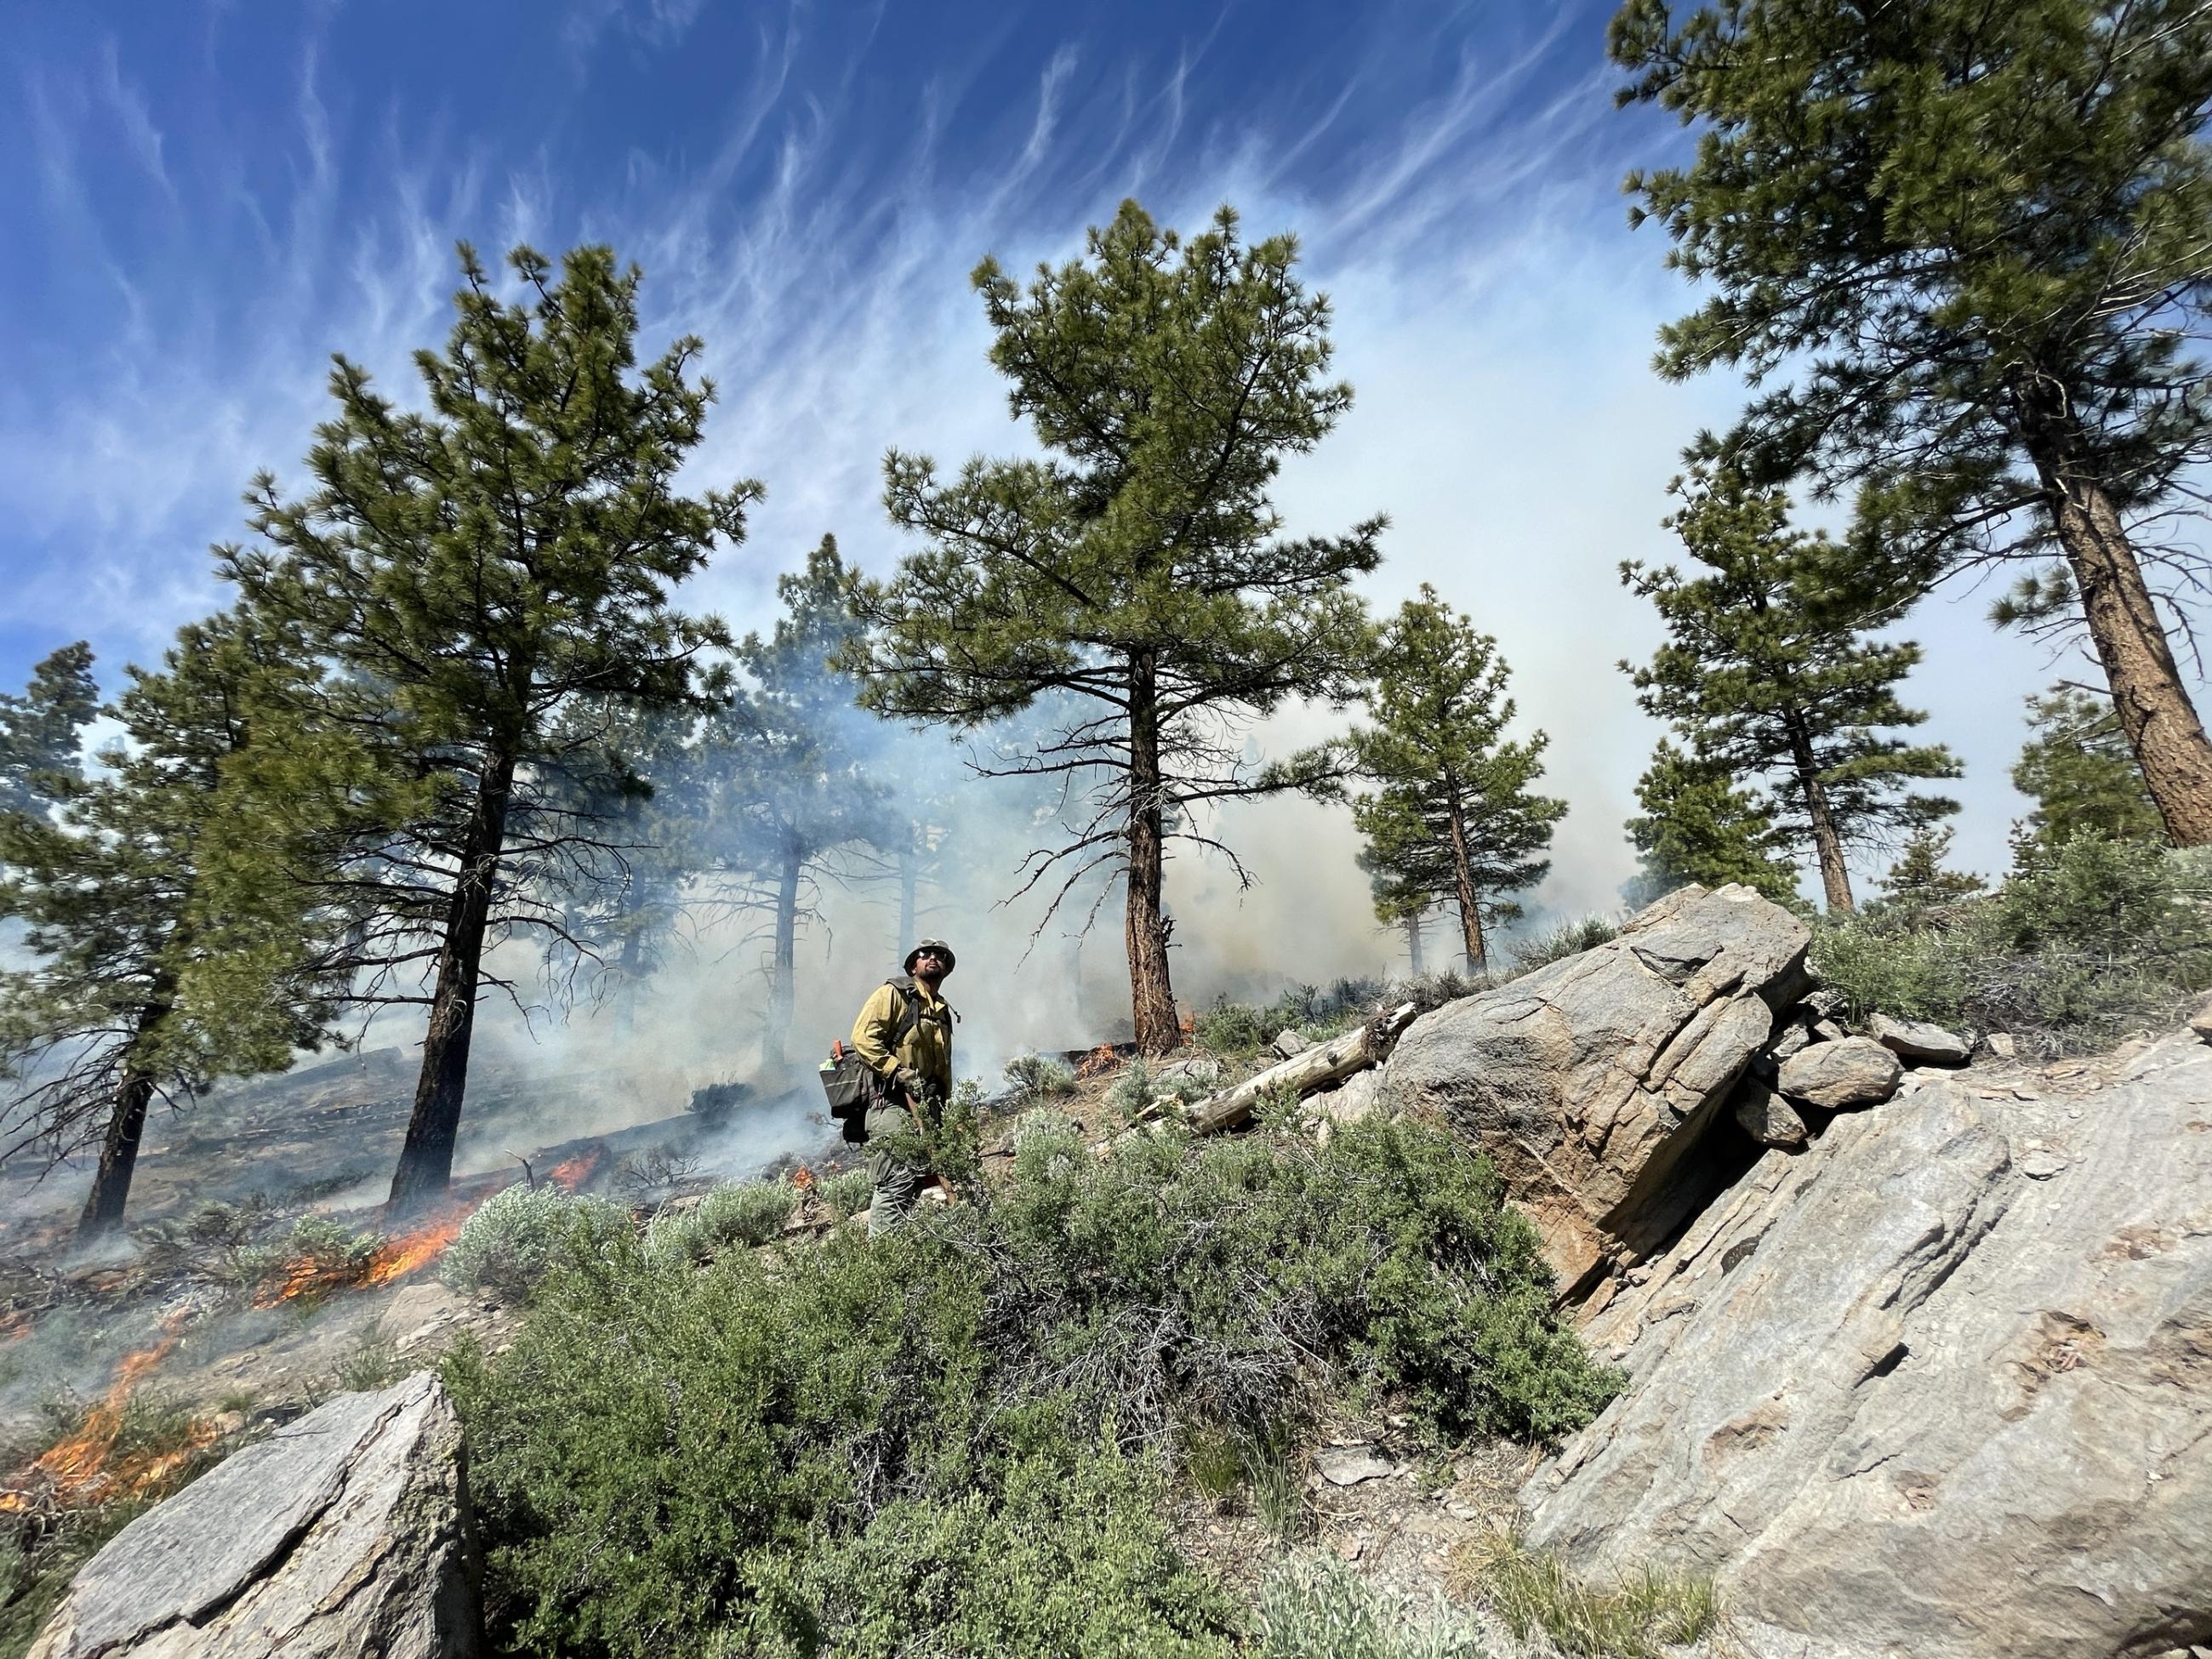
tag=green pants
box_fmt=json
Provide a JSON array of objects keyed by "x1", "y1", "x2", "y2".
[{"x1": 866, "y1": 1146, "x2": 926, "y2": 1237}]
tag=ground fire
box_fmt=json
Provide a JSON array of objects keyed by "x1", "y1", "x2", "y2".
[{"x1": 0, "y1": 1312, "x2": 215, "y2": 1516}]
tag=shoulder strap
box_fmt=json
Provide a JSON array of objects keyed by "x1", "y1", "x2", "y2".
[{"x1": 884, "y1": 977, "x2": 923, "y2": 1046}]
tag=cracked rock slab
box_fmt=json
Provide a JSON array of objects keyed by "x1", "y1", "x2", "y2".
[
  {"x1": 1381, "y1": 884, "x2": 1809, "y2": 1293},
  {"x1": 31, "y1": 1371, "x2": 480, "y2": 1659},
  {"x1": 1523, "y1": 1026, "x2": 2212, "y2": 1659}
]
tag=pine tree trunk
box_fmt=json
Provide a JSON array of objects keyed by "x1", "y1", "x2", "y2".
[
  {"x1": 77, "y1": 1062, "x2": 158, "y2": 1240},
  {"x1": 1405, "y1": 910, "x2": 1425, "y2": 977},
  {"x1": 898, "y1": 832, "x2": 919, "y2": 949},
  {"x1": 77, "y1": 986, "x2": 175, "y2": 1239},
  {"x1": 2018, "y1": 398, "x2": 2212, "y2": 846},
  {"x1": 388, "y1": 750, "x2": 516, "y2": 1217},
  {"x1": 1783, "y1": 710, "x2": 1854, "y2": 913},
  {"x1": 1125, "y1": 650, "x2": 1179, "y2": 1054},
  {"x1": 1444, "y1": 790, "x2": 1487, "y2": 972},
  {"x1": 763, "y1": 839, "x2": 801, "y2": 1073},
  {"x1": 613, "y1": 921, "x2": 644, "y2": 1040}
]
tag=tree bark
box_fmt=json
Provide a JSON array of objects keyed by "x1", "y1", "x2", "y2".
[
  {"x1": 388, "y1": 750, "x2": 516, "y2": 1217},
  {"x1": 1783, "y1": 709, "x2": 1854, "y2": 913},
  {"x1": 77, "y1": 1064, "x2": 157, "y2": 1240},
  {"x1": 77, "y1": 987, "x2": 175, "y2": 1239},
  {"x1": 1444, "y1": 787, "x2": 1487, "y2": 972},
  {"x1": 1125, "y1": 650, "x2": 1179, "y2": 1055},
  {"x1": 2018, "y1": 398, "x2": 2212, "y2": 847},
  {"x1": 1405, "y1": 910, "x2": 1425, "y2": 977},
  {"x1": 763, "y1": 839, "x2": 801, "y2": 1073},
  {"x1": 613, "y1": 921, "x2": 644, "y2": 1040}
]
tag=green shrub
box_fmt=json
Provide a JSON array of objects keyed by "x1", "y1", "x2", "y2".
[
  {"x1": 1194, "y1": 999, "x2": 1274, "y2": 1058},
  {"x1": 1253, "y1": 1553, "x2": 1484, "y2": 1659},
  {"x1": 1815, "y1": 836, "x2": 2212, "y2": 1052},
  {"x1": 1106, "y1": 1057, "x2": 1211, "y2": 1123},
  {"x1": 448, "y1": 1115, "x2": 1615, "y2": 1657},
  {"x1": 642, "y1": 1206, "x2": 710, "y2": 1268},
  {"x1": 1509, "y1": 915, "x2": 1619, "y2": 974},
  {"x1": 698, "y1": 1180, "x2": 799, "y2": 1249},
  {"x1": 1001, "y1": 1053, "x2": 1077, "y2": 1105},
  {"x1": 227, "y1": 1214, "x2": 382, "y2": 1295},
  {"x1": 818, "y1": 1169, "x2": 875, "y2": 1223},
  {"x1": 440, "y1": 1184, "x2": 630, "y2": 1302}
]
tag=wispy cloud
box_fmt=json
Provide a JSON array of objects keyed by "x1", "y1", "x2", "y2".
[
  {"x1": 95, "y1": 37, "x2": 172, "y2": 199},
  {"x1": 0, "y1": 0, "x2": 2134, "y2": 989}
]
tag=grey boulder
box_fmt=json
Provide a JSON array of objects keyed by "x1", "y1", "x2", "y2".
[
  {"x1": 1868, "y1": 1011, "x2": 1971, "y2": 1065},
  {"x1": 1382, "y1": 883, "x2": 1809, "y2": 1294},
  {"x1": 1776, "y1": 1036, "x2": 1901, "y2": 1109},
  {"x1": 1525, "y1": 1024, "x2": 2212, "y2": 1659},
  {"x1": 1269, "y1": 1029, "x2": 1312, "y2": 1059},
  {"x1": 1732, "y1": 1080, "x2": 1809, "y2": 1149},
  {"x1": 31, "y1": 1371, "x2": 479, "y2": 1659}
]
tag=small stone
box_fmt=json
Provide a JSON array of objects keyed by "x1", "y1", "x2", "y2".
[
  {"x1": 1868, "y1": 1012, "x2": 1971, "y2": 1066},
  {"x1": 2189, "y1": 993, "x2": 2212, "y2": 1045},
  {"x1": 2020, "y1": 1148, "x2": 2069, "y2": 1180},
  {"x1": 1442, "y1": 1496, "x2": 1481, "y2": 1521},
  {"x1": 1315, "y1": 1445, "x2": 1394, "y2": 1485},
  {"x1": 1337, "y1": 1533, "x2": 1365, "y2": 1561},
  {"x1": 1270, "y1": 1029, "x2": 1313, "y2": 1060},
  {"x1": 1764, "y1": 1022, "x2": 1815, "y2": 1064},
  {"x1": 1983, "y1": 1031, "x2": 2017, "y2": 1060},
  {"x1": 1811, "y1": 1018, "x2": 1850, "y2": 1042},
  {"x1": 1798, "y1": 988, "x2": 1850, "y2": 1022},
  {"x1": 1777, "y1": 1037, "x2": 1904, "y2": 1110},
  {"x1": 1734, "y1": 1080, "x2": 1810, "y2": 1149}
]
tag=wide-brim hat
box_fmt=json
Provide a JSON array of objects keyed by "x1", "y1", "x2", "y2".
[{"x1": 904, "y1": 938, "x2": 955, "y2": 975}]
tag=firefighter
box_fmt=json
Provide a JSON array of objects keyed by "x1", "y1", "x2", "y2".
[{"x1": 848, "y1": 938, "x2": 955, "y2": 1235}]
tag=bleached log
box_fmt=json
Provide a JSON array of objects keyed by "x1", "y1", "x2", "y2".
[{"x1": 1183, "y1": 1003, "x2": 1417, "y2": 1135}]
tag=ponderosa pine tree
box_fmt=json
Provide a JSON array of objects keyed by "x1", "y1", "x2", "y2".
[
  {"x1": 0, "y1": 614, "x2": 343, "y2": 1237},
  {"x1": 845, "y1": 202, "x2": 1380, "y2": 1053},
  {"x1": 219, "y1": 243, "x2": 752, "y2": 1213},
  {"x1": 706, "y1": 537, "x2": 880, "y2": 1074},
  {"x1": 0, "y1": 643, "x2": 97, "y2": 820},
  {"x1": 1623, "y1": 740, "x2": 1799, "y2": 905},
  {"x1": 1611, "y1": 0, "x2": 2212, "y2": 845},
  {"x1": 2011, "y1": 684, "x2": 2164, "y2": 854},
  {"x1": 1351, "y1": 588, "x2": 1565, "y2": 972},
  {"x1": 1622, "y1": 467, "x2": 1960, "y2": 912}
]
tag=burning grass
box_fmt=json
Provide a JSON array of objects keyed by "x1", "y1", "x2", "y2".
[{"x1": 0, "y1": 1307, "x2": 239, "y2": 1651}]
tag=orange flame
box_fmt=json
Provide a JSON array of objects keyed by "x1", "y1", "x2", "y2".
[
  {"x1": 252, "y1": 1203, "x2": 474, "y2": 1307},
  {"x1": 547, "y1": 1143, "x2": 607, "y2": 1192},
  {"x1": 0, "y1": 1313, "x2": 216, "y2": 1514},
  {"x1": 1077, "y1": 1044, "x2": 1122, "y2": 1078},
  {"x1": 791, "y1": 1165, "x2": 816, "y2": 1193},
  {"x1": 359, "y1": 1209, "x2": 468, "y2": 1288}
]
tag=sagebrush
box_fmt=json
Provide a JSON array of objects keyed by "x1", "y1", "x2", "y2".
[{"x1": 448, "y1": 1115, "x2": 1616, "y2": 1656}]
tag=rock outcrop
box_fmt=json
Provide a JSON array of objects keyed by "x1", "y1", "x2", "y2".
[
  {"x1": 1382, "y1": 884, "x2": 1810, "y2": 1294},
  {"x1": 31, "y1": 1371, "x2": 480, "y2": 1659},
  {"x1": 1520, "y1": 1026, "x2": 2212, "y2": 1659}
]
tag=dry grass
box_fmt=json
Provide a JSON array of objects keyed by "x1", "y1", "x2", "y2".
[{"x1": 1448, "y1": 1528, "x2": 1725, "y2": 1659}]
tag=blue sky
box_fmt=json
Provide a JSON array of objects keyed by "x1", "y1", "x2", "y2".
[{"x1": 0, "y1": 0, "x2": 2132, "y2": 950}]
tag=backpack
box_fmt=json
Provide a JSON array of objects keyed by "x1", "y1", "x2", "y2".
[{"x1": 818, "y1": 978, "x2": 942, "y2": 1144}]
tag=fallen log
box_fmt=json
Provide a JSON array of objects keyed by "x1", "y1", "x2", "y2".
[{"x1": 1183, "y1": 1003, "x2": 1417, "y2": 1135}]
